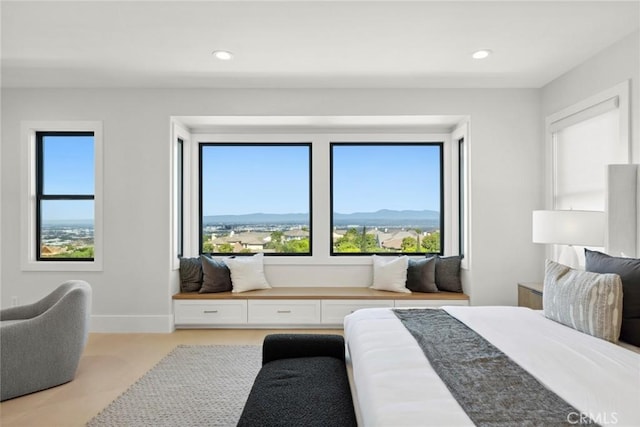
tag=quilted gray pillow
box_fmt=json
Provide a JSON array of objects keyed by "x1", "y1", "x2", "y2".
[
  {"x1": 200, "y1": 256, "x2": 232, "y2": 293},
  {"x1": 543, "y1": 260, "x2": 623, "y2": 343},
  {"x1": 406, "y1": 257, "x2": 438, "y2": 293},
  {"x1": 179, "y1": 257, "x2": 202, "y2": 292},
  {"x1": 434, "y1": 255, "x2": 463, "y2": 292}
]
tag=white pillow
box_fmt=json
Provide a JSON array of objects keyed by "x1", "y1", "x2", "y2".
[
  {"x1": 370, "y1": 255, "x2": 411, "y2": 293},
  {"x1": 224, "y1": 253, "x2": 272, "y2": 293}
]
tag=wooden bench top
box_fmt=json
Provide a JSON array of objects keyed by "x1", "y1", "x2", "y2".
[{"x1": 173, "y1": 287, "x2": 469, "y2": 301}]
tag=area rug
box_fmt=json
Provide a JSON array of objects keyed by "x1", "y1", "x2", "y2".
[{"x1": 87, "y1": 345, "x2": 261, "y2": 427}]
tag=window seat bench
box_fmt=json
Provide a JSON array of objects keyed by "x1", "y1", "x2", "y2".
[{"x1": 172, "y1": 287, "x2": 469, "y2": 328}]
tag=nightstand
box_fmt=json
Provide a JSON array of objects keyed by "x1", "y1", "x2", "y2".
[{"x1": 517, "y1": 282, "x2": 543, "y2": 310}]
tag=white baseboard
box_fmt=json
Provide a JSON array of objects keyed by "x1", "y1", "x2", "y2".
[{"x1": 90, "y1": 315, "x2": 175, "y2": 333}]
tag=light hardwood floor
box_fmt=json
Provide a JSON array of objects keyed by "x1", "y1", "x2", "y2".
[{"x1": 0, "y1": 329, "x2": 342, "y2": 427}]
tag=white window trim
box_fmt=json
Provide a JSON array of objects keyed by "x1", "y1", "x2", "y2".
[
  {"x1": 544, "y1": 81, "x2": 630, "y2": 261},
  {"x1": 170, "y1": 121, "x2": 192, "y2": 270},
  {"x1": 185, "y1": 131, "x2": 459, "y2": 266},
  {"x1": 20, "y1": 121, "x2": 104, "y2": 271},
  {"x1": 545, "y1": 80, "x2": 630, "y2": 209},
  {"x1": 452, "y1": 120, "x2": 470, "y2": 270}
]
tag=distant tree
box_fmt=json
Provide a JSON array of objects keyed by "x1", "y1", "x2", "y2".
[
  {"x1": 414, "y1": 228, "x2": 422, "y2": 252},
  {"x1": 284, "y1": 238, "x2": 309, "y2": 253},
  {"x1": 335, "y1": 241, "x2": 360, "y2": 252},
  {"x1": 64, "y1": 246, "x2": 94, "y2": 258},
  {"x1": 360, "y1": 227, "x2": 368, "y2": 252},
  {"x1": 265, "y1": 230, "x2": 284, "y2": 251},
  {"x1": 334, "y1": 227, "x2": 379, "y2": 253},
  {"x1": 401, "y1": 237, "x2": 417, "y2": 252},
  {"x1": 202, "y1": 241, "x2": 215, "y2": 253},
  {"x1": 216, "y1": 242, "x2": 234, "y2": 253},
  {"x1": 271, "y1": 230, "x2": 283, "y2": 243},
  {"x1": 421, "y1": 231, "x2": 440, "y2": 253}
]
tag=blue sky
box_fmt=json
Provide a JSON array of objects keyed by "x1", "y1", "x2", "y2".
[
  {"x1": 202, "y1": 145, "x2": 310, "y2": 215},
  {"x1": 332, "y1": 144, "x2": 441, "y2": 213},
  {"x1": 201, "y1": 143, "x2": 441, "y2": 216},
  {"x1": 41, "y1": 135, "x2": 95, "y2": 222},
  {"x1": 44, "y1": 140, "x2": 442, "y2": 221}
]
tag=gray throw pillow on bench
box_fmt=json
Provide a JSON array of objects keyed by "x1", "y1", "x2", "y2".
[
  {"x1": 200, "y1": 256, "x2": 232, "y2": 293},
  {"x1": 434, "y1": 255, "x2": 463, "y2": 292},
  {"x1": 179, "y1": 257, "x2": 202, "y2": 292},
  {"x1": 406, "y1": 257, "x2": 438, "y2": 293}
]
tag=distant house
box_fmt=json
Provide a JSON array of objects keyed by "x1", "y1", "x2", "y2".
[
  {"x1": 211, "y1": 232, "x2": 271, "y2": 252},
  {"x1": 40, "y1": 245, "x2": 65, "y2": 256},
  {"x1": 283, "y1": 229, "x2": 309, "y2": 241},
  {"x1": 380, "y1": 230, "x2": 420, "y2": 250}
]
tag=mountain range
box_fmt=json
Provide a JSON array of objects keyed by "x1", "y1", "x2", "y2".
[{"x1": 203, "y1": 209, "x2": 440, "y2": 227}]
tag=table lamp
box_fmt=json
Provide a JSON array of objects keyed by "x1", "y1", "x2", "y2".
[{"x1": 532, "y1": 210, "x2": 605, "y2": 268}]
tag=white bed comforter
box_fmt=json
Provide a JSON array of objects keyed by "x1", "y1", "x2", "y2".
[{"x1": 344, "y1": 306, "x2": 640, "y2": 427}]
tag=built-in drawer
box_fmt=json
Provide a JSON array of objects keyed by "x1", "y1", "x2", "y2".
[
  {"x1": 174, "y1": 300, "x2": 248, "y2": 325},
  {"x1": 321, "y1": 300, "x2": 394, "y2": 324},
  {"x1": 248, "y1": 300, "x2": 321, "y2": 324},
  {"x1": 394, "y1": 299, "x2": 469, "y2": 308}
]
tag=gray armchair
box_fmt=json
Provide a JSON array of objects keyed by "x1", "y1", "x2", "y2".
[{"x1": 1, "y1": 280, "x2": 92, "y2": 401}]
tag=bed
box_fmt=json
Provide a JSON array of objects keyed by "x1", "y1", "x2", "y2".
[
  {"x1": 345, "y1": 164, "x2": 640, "y2": 426},
  {"x1": 344, "y1": 305, "x2": 640, "y2": 426}
]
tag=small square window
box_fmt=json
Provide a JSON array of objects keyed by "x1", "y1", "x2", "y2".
[
  {"x1": 199, "y1": 143, "x2": 312, "y2": 256},
  {"x1": 330, "y1": 143, "x2": 443, "y2": 255}
]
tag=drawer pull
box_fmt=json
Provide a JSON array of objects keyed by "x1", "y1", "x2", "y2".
[
  {"x1": 203, "y1": 310, "x2": 219, "y2": 314},
  {"x1": 277, "y1": 310, "x2": 292, "y2": 314}
]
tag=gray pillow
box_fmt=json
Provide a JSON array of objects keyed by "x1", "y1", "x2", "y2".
[
  {"x1": 434, "y1": 255, "x2": 463, "y2": 292},
  {"x1": 200, "y1": 256, "x2": 232, "y2": 293},
  {"x1": 585, "y1": 249, "x2": 640, "y2": 346},
  {"x1": 544, "y1": 259, "x2": 622, "y2": 343},
  {"x1": 179, "y1": 257, "x2": 202, "y2": 292},
  {"x1": 406, "y1": 257, "x2": 438, "y2": 293}
]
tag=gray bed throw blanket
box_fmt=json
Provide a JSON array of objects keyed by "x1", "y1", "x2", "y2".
[{"x1": 393, "y1": 309, "x2": 597, "y2": 427}]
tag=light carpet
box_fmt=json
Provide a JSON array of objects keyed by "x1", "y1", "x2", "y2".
[{"x1": 87, "y1": 345, "x2": 261, "y2": 427}]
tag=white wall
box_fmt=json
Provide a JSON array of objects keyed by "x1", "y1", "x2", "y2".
[{"x1": 1, "y1": 88, "x2": 543, "y2": 331}]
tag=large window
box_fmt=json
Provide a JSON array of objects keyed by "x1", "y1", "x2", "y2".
[
  {"x1": 330, "y1": 143, "x2": 443, "y2": 255},
  {"x1": 199, "y1": 143, "x2": 312, "y2": 255},
  {"x1": 546, "y1": 81, "x2": 629, "y2": 265},
  {"x1": 36, "y1": 132, "x2": 95, "y2": 261}
]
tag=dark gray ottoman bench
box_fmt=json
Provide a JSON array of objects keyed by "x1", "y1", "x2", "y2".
[{"x1": 237, "y1": 334, "x2": 357, "y2": 427}]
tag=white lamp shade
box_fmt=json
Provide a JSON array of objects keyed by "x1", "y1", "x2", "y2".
[{"x1": 532, "y1": 210, "x2": 605, "y2": 246}]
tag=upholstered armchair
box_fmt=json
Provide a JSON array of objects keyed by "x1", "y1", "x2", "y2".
[{"x1": 0, "y1": 280, "x2": 92, "y2": 401}]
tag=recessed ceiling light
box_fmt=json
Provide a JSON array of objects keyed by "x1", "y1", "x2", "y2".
[
  {"x1": 472, "y1": 49, "x2": 492, "y2": 60},
  {"x1": 212, "y1": 50, "x2": 233, "y2": 61}
]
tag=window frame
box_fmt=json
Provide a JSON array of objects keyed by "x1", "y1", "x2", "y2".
[
  {"x1": 35, "y1": 131, "x2": 96, "y2": 261},
  {"x1": 171, "y1": 121, "x2": 192, "y2": 270},
  {"x1": 198, "y1": 142, "x2": 313, "y2": 257},
  {"x1": 175, "y1": 128, "x2": 463, "y2": 267},
  {"x1": 544, "y1": 81, "x2": 630, "y2": 264},
  {"x1": 545, "y1": 80, "x2": 630, "y2": 210},
  {"x1": 21, "y1": 121, "x2": 103, "y2": 271},
  {"x1": 452, "y1": 122, "x2": 470, "y2": 269},
  {"x1": 458, "y1": 136, "x2": 465, "y2": 256},
  {"x1": 176, "y1": 137, "x2": 185, "y2": 258},
  {"x1": 329, "y1": 141, "x2": 445, "y2": 256}
]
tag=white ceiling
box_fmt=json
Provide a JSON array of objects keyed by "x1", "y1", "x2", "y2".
[{"x1": 1, "y1": 1, "x2": 639, "y2": 89}]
